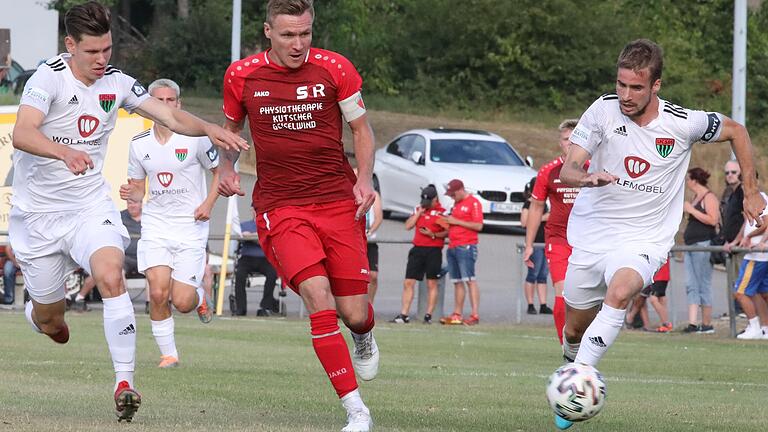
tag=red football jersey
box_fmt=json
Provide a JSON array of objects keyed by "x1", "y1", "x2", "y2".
[
  {"x1": 222, "y1": 48, "x2": 363, "y2": 212},
  {"x1": 530, "y1": 157, "x2": 588, "y2": 245},
  {"x1": 447, "y1": 195, "x2": 483, "y2": 248},
  {"x1": 413, "y1": 205, "x2": 447, "y2": 247}
]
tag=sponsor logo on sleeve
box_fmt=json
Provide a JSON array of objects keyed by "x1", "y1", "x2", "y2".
[
  {"x1": 624, "y1": 156, "x2": 650, "y2": 179},
  {"x1": 99, "y1": 94, "x2": 116, "y2": 112},
  {"x1": 655, "y1": 138, "x2": 675, "y2": 158},
  {"x1": 157, "y1": 172, "x2": 173, "y2": 187},
  {"x1": 175, "y1": 148, "x2": 188, "y2": 162},
  {"x1": 570, "y1": 125, "x2": 590, "y2": 144},
  {"x1": 23, "y1": 86, "x2": 49, "y2": 104},
  {"x1": 77, "y1": 115, "x2": 100, "y2": 138},
  {"x1": 206, "y1": 146, "x2": 218, "y2": 162},
  {"x1": 702, "y1": 113, "x2": 722, "y2": 141},
  {"x1": 131, "y1": 80, "x2": 148, "y2": 97}
]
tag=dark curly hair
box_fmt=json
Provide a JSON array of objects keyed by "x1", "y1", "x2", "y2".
[{"x1": 687, "y1": 167, "x2": 710, "y2": 186}]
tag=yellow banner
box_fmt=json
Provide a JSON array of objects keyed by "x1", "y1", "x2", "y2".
[{"x1": 0, "y1": 106, "x2": 152, "y2": 233}]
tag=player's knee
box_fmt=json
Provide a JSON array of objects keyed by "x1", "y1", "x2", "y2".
[
  {"x1": 341, "y1": 310, "x2": 367, "y2": 330},
  {"x1": 96, "y1": 270, "x2": 124, "y2": 296},
  {"x1": 149, "y1": 288, "x2": 169, "y2": 306},
  {"x1": 173, "y1": 299, "x2": 195, "y2": 313}
]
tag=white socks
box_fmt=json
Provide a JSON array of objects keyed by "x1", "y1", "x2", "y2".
[
  {"x1": 574, "y1": 303, "x2": 626, "y2": 367},
  {"x1": 562, "y1": 337, "x2": 580, "y2": 362},
  {"x1": 151, "y1": 317, "x2": 178, "y2": 358},
  {"x1": 25, "y1": 301, "x2": 42, "y2": 333},
  {"x1": 103, "y1": 293, "x2": 136, "y2": 389},
  {"x1": 196, "y1": 287, "x2": 205, "y2": 308},
  {"x1": 341, "y1": 389, "x2": 367, "y2": 411},
  {"x1": 747, "y1": 316, "x2": 760, "y2": 330}
]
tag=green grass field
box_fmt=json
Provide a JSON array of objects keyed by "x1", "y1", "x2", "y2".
[{"x1": 0, "y1": 311, "x2": 766, "y2": 432}]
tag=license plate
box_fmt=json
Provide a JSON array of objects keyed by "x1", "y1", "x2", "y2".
[{"x1": 490, "y1": 202, "x2": 522, "y2": 213}]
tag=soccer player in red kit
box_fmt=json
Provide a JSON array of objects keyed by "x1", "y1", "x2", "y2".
[
  {"x1": 217, "y1": 1, "x2": 376, "y2": 430},
  {"x1": 523, "y1": 119, "x2": 587, "y2": 345}
]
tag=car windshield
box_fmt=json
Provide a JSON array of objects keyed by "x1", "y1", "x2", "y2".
[{"x1": 430, "y1": 139, "x2": 525, "y2": 166}]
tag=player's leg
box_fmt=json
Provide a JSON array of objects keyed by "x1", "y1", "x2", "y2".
[
  {"x1": 424, "y1": 247, "x2": 442, "y2": 322},
  {"x1": 366, "y1": 243, "x2": 379, "y2": 302},
  {"x1": 145, "y1": 266, "x2": 179, "y2": 366},
  {"x1": 733, "y1": 260, "x2": 766, "y2": 339},
  {"x1": 574, "y1": 251, "x2": 659, "y2": 367},
  {"x1": 546, "y1": 244, "x2": 571, "y2": 344},
  {"x1": 170, "y1": 244, "x2": 212, "y2": 323}
]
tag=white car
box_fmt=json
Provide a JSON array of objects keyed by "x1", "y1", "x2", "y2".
[{"x1": 373, "y1": 128, "x2": 538, "y2": 227}]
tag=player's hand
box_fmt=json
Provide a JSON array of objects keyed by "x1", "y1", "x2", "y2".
[
  {"x1": 61, "y1": 147, "x2": 94, "y2": 176},
  {"x1": 194, "y1": 203, "x2": 213, "y2": 222},
  {"x1": 353, "y1": 178, "x2": 375, "y2": 221},
  {"x1": 418, "y1": 227, "x2": 433, "y2": 237},
  {"x1": 441, "y1": 215, "x2": 459, "y2": 225},
  {"x1": 522, "y1": 245, "x2": 534, "y2": 268},
  {"x1": 205, "y1": 123, "x2": 249, "y2": 152},
  {"x1": 218, "y1": 167, "x2": 244, "y2": 197},
  {"x1": 739, "y1": 237, "x2": 752, "y2": 249},
  {"x1": 743, "y1": 190, "x2": 767, "y2": 228},
  {"x1": 582, "y1": 171, "x2": 618, "y2": 188},
  {"x1": 723, "y1": 241, "x2": 733, "y2": 253},
  {"x1": 119, "y1": 179, "x2": 143, "y2": 202}
]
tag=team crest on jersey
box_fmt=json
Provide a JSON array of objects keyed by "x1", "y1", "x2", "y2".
[
  {"x1": 77, "y1": 115, "x2": 99, "y2": 138},
  {"x1": 655, "y1": 138, "x2": 675, "y2": 158},
  {"x1": 175, "y1": 148, "x2": 188, "y2": 162},
  {"x1": 99, "y1": 94, "x2": 116, "y2": 113},
  {"x1": 206, "y1": 146, "x2": 218, "y2": 162},
  {"x1": 157, "y1": 172, "x2": 173, "y2": 187},
  {"x1": 624, "y1": 156, "x2": 650, "y2": 179}
]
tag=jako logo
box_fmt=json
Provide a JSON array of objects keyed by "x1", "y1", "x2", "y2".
[
  {"x1": 624, "y1": 156, "x2": 650, "y2": 179},
  {"x1": 328, "y1": 368, "x2": 347, "y2": 379},
  {"x1": 77, "y1": 115, "x2": 99, "y2": 138},
  {"x1": 157, "y1": 172, "x2": 173, "y2": 187},
  {"x1": 253, "y1": 90, "x2": 270, "y2": 97}
]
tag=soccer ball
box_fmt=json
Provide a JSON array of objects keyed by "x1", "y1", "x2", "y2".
[{"x1": 546, "y1": 362, "x2": 607, "y2": 422}]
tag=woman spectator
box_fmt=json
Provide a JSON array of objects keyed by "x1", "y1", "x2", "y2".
[
  {"x1": 521, "y1": 177, "x2": 551, "y2": 315},
  {"x1": 682, "y1": 167, "x2": 719, "y2": 334}
]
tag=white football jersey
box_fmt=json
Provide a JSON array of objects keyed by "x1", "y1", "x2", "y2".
[
  {"x1": 14, "y1": 54, "x2": 150, "y2": 212},
  {"x1": 743, "y1": 192, "x2": 768, "y2": 262},
  {"x1": 568, "y1": 94, "x2": 725, "y2": 256},
  {"x1": 128, "y1": 129, "x2": 219, "y2": 244}
]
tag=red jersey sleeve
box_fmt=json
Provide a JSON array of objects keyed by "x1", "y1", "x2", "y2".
[
  {"x1": 222, "y1": 61, "x2": 246, "y2": 123},
  {"x1": 311, "y1": 49, "x2": 362, "y2": 101},
  {"x1": 531, "y1": 164, "x2": 550, "y2": 202},
  {"x1": 470, "y1": 197, "x2": 484, "y2": 223}
]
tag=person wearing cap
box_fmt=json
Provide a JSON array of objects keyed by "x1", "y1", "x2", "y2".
[
  {"x1": 391, "y1": 185, "x2": 447, "y2": 324},
  {"x1": 439, "y1": 179, "x2": 484, "y2": 325}
]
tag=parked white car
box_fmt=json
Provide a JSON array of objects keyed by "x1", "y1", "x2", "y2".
[{"x1": 373, "y1": 128, "x2": 538, "y2": 227}]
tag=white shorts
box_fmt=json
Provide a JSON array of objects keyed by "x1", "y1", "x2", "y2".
[
  {"x1": 137, "y1": 237, "x2": 206, "y2": 288},
  {"x1": 8, "y1": 200, "x2": 129, "y2": 304},
  {"x1": 563, "y1": 246, "x2": 665, "y2": 310}
]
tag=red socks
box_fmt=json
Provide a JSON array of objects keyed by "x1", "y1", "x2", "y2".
[
  {"x1": 310, "y1": 310, "x2": 358, "y2": 398},
  {"x1": 554, "y1": 296, "x2": 565, "y2": 344}
]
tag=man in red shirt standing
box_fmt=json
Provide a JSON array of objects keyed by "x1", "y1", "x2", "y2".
[
  {"x1": 439, "y1": 179, "x2": 484, "y2": 325},
  {"x1": 523, "y1": 119, "x2": 584, "y2": 345},
  {"x1": 391, "y1": 185, "x2": 447, "y2": 324},
  {"x1": 217, "y1": 1, "x2": 377, "y2": 430}
]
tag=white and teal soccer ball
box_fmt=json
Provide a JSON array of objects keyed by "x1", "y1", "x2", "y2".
[{"x1": 546, "y1": 362, "x2": 607, "y2": 422}]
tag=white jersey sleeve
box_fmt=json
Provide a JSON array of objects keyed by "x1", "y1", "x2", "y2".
[
  {"x1": 19, "y1": 64, "x2": 59, "y2": 116},
  {"x1": 195, "y1": 137, "x2": 219, "y2": 170},
  {"x1": 569, "y1": 96, "x2": 610, "y2": 155},
  {"x1": 127, "y1": 131, "x2": 149, "y2": 180},
  {"x1": 687, "y1": 110, "x2": 724, "y2": 144},
  {"x1": 118, "y1": 73, "x2": 150, "y2": 113}
]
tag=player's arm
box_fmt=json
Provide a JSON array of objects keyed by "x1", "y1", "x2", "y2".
[
  {"x1": 523, "y1": 199, "x2": 545, "y2": 266},
  {"x1": 367, "y1": 191, "x2": 384, "y2": 235},
  {"x1": 119, "y1": 178, "x2": 146, "y2": 203},
  {"x1": 404, "y1": 207, "x2": 422, "y2": 231},
  {"x1": 135, "y1": 98, "x2": 248, "y2": 153},
  {"x1": 12, "y1": 105, "x2": 93, "y2": 175},
  {"x1": 195, "y1": 167, "x2": 220, "y2": 222},
  {"x1": 349, "y1": 114, "x2": 376, "y2": 221},
  {"x1": 217, "y1": 118, "x2": 246, "y2": 197},
  {"x1": 560, "y1": 144, "x2": 617, "y2": 187},
  {"x1": 714, "y1": 117, "x2": 766, "y2": 226}
]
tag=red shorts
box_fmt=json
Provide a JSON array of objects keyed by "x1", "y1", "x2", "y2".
[
  {"x1": 256, "y1": 200, "x2": 369, "y2": 297},
  {"x1": 545, "y1": 243, "x2": 572, "y2": 283}
]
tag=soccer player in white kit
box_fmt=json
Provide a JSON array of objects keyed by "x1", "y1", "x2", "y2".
[
  {"x1": 552, "y1": 39, "x2": 766, "y2": 429},
  {"x1": 119, "y1": 78, "x2": 219, "y2": 369},
  {"x1": 9, "y1": 1, "x2": 247, "y2": 422}
]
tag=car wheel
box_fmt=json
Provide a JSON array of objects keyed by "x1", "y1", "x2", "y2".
[{"x1": 372, "y1": 175, "x2": 392, "y2": 219}]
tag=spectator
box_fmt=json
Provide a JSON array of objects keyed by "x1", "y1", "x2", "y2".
[
  {"x1": 717, "y1": 160, "x2": 745, "y2": 313},
  {"x1": 121, "y1": 199, "x2": 143, "y2": 277},
  {"x1": 391, "y1": 185, "x2": 447, "y2": 324},
  {"x1": 1, "y1": 244, "x2": 18, "y2": 306},
  {"x1": 726, "y1": 192, "x2": 768, "y2": 339},
  {"x1": 648, "y1": 260, "x2": 672, "y2": 333},
  {"x1": 233, "y1": 208, "x2": 280, "y2": 317},
  {"x1": 363, "y1": 175, "x2": 383, "y2": 302},
  {"x1": 521, "y1": 177, "x2": 551, "y2": 315},
  {"x1": 439, "y1": 179, "x2": 484, "y2": 325},
  {"x1": 682, "y1": 167, "x2": 719, "y2": 333}
]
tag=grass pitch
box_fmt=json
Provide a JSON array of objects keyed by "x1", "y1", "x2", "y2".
[{"x1": 0, "y1": 311, "x2": 765, "y2": 431}]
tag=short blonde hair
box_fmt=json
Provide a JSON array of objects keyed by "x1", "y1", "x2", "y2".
[{"x1": 558, "y1": 119, "x2": 579, "y2": 132}]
